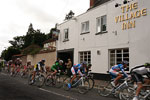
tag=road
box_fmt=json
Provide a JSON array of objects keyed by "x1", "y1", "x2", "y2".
[{"x1": 0, "y1": 72, "x2": 118, "y2": 100}]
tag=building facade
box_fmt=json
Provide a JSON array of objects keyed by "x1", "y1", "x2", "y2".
[{"x1": 57, "y1": 0, "x2": 150, "y2": 79}]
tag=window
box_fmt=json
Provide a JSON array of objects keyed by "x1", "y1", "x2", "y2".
[
  {"x1": 109, "y1": 48, "x2": 129, "y2": 69},
  {"x1": 63, "y1": 28, "x2": 69, "y2": 41},
  {"x1": 81, "y1": 21, "x2": 89, "y2": 34},
  {"x1": 96, "y1": 15, "x2": 107, "y2": 34},
  {"x1": 79, "y1": 51, "x2": 91, "y2": 64}
]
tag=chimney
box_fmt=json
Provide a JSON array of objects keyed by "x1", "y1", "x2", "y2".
[{"x1": 90, "y1": 0, "x2": 95, "y2": 8}]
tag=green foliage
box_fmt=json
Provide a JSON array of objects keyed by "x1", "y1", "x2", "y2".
[
  {"x1": 22, "y1": 44, "x2": 42, "y2": 55},
  {"x1": 1, "y1": 23, "x2": 55, "y2": 60},
  {"x1": 1, "y1": 47, "x2": 21, "y2": 61}
]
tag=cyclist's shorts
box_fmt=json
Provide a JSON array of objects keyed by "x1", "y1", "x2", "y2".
[
  {"x1": 131, "y1": 72, "x2": 144, "y2": 83},
  {"x1": 109, "y1": 69, "x2": 119, "y2": 78}
]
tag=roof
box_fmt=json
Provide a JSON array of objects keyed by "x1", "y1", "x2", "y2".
[
  {"x1": 43, "y1": 39, "x2": 56, "y2": 44},
  {"x1": 88, "y1": 0, "x2": 111, "y2": 10}
]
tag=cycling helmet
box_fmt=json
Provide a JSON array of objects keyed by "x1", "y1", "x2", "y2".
[
  {"x1": 88, "y1": 64, "x2": 92, "y2": 67},
  {"x1": 41, "y1": 59, "x2": 45, "y2": 62},
  {"x1": 59, "y1": 60, "x2": 63, "y2": 63},
  {"x1": 82, "y1": 61, "x2": 87, "y2": 65},
  {"x1": 144, "y1": 62, "x2": 150, "y2": 67},
  {"x1": 122, "y1": 60, "x2": 129, "y2": 65}
]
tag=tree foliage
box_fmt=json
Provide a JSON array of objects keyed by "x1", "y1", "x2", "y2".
[
  {"x1": 1, "y1": 23, "x2": 54, "y2": 60},
  {"x1": 1, "y1": 47, "x2": 21, "y2": 61}
]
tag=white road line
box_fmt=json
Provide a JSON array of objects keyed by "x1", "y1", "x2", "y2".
[
  {"x1": 39, "y1": 88, "x2": 77, "y2": 100},
  {"x1": 0, "y1": 73, "x2": 7, "y2": 76}
]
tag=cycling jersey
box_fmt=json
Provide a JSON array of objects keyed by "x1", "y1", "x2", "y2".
[
  {"x1": 51, "y1": 62, "x2": 63, "y2": 71},
  {"x1": 109, "y1": 64, "x2": 128, "y2": 78},
  {"x1": 131, "y1": 65, "x2": 150, "y2": 83},
  {"x1": 71, "y1": 64, "x2": 85, "y2": 76},
  {"x1": 34, "y1": 62, "x2": 46, "y2": 72}
]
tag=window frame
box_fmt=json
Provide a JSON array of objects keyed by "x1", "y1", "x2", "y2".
[
  {"x1": 109, "y1": 48, "x2": 129, "y2": 70},
  {"x1": 81, "y1": 21, "x2": 90, "y2": 35},
  {"x1": 63, "y1": 28, "x2": 69, "y2": 42},
  {"x1": 79, "y1": 51, "x2": 91, "y2": 64},
  {"x1": 96, "y1": 15, "x2": 107, "y2": 35}
]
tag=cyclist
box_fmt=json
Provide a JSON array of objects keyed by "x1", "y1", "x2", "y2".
[
  {"x1": 31, "y1": 59, "x2": 47, "y2": 83},
  {"x1": 68, "y1": 61, "x2": 87, "y2": 88},
  {"x1": 51, "y1": 60, "x2": 64, "y2": 76},
  {"x1": 131, "y1": 63, "x2": 150, "y2": 100},
  {"x1": 109, "y1": 60, "x2": 129, "y2": 87}
]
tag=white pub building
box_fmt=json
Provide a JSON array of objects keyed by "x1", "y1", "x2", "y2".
[{"x1": 57, "y1": 0, "x2": 150, "y2": 79}]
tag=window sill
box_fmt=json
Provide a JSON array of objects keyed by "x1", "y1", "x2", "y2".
[
  {"x1": 80, "y1": 31, "x2": 90, "y2": 35},
  {"x1": 95, "y1": 31, "x2": 108, "y2": 35},
  {"x1": 63, "y1": 39, "x2": 69, "y2": 42}
]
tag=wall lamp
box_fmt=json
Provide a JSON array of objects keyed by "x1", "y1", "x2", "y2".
[
  {"x1": 115, "y1": 0, "x2": 133, "y2": 7},
  {"x1": 115, "y1": 3, "x2": 121, "y2": 7},
  {"x1": 123, "y1": 0, "x2": 130, "y2": 4}
]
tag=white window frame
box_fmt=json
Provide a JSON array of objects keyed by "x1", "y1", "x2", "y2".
[
  {"x1": 109, "y1": 48, "x2": 129, "y2": 69},
  {"x1": 96, "y1": 15, "x2": 107, "y2": 33},
  {"x1": 81, "y1": 21, "x2": 89, "y2": 34},
  {"x1": 63, "y1": 28, "x2": 69, "y2": 41},
  {"x1": 79, "y1": 51, "x2": 91, "y2": 64}
]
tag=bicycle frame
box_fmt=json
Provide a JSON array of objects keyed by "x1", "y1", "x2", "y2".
[
  {"x1": 114, "y1": 80, "x2": 128, "y2": 91},
  {"x1": 72, "y1": 76, "x2": 85, "y2": 87}
]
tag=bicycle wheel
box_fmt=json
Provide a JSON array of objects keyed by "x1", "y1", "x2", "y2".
[
  {"x1": 36, "y1": 74, "x2": 45, "y2": 88},
  {"x1": 45, "y1": 74, "x2": 53, "y2": 86},
  {"x1": 28, "y1": 74, "x2": 33, "y2": 85},
  {"x1": 78, "y1": 79, "x2": 90, "y2": 94},
  {"x1": 63, "y1": 77, "x2": 70, "y2": 91},
  {"x1": 98, "y1": 81, "x2": 113, "y2": 97},
  {"x1": 55, "y1": 76, "x2": 64, "y2": 88},
  {"x1": 119, "y1": 86, "x2": 135, "y2": 100},
  {"x1": 87, "y1": 78, "x2": 95, "y2": 90}
]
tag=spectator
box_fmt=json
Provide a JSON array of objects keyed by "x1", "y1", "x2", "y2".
[{"x1": 65, "y1": 58, "x2": 72, "y2": 76}]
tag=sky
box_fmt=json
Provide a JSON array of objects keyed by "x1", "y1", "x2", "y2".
[{"x1": 0, "y1": 0, "x2": 89, "y2": 55}]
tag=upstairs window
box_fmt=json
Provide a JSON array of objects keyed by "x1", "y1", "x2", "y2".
[
  {"x1": 96, "y1": 15, "x2": 107, "y2": 34},
  {"x1": 81, "y1": 21, "x2": 89, "y2": 34},
  {"x1": 63, "y1": 28, "x2": 69, "y2": 41}
]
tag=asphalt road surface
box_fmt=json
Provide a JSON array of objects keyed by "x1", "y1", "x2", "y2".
[{"x1": 0, "y1": 72, "x2": 118, "y2": 100}]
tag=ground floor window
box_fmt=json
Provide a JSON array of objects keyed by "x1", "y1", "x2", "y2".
[
  {"x1": 109, "y1": 48, "x2": 129, "y2": 69},
  {"x1": 79, "y1": 51, "x2": 91, "y2": 64}
]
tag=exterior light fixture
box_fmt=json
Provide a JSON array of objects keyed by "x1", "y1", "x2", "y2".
[
  {"x1": 115, "y1": 3, "x2": 121, "y2": 7},
  {"x1": 123, "y1": 0, "x2": 129, "y2": 4}
]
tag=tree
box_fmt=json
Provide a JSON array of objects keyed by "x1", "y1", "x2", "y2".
[
  {"x1": 1, "y1": 47, "x2": 21, "y2": 61},
  {"x1": 9, "y1": 36, "x2": 25, "y2": 49},
  {"x1": 27, "y1": 23, "x2": 35, "y2": 35}
]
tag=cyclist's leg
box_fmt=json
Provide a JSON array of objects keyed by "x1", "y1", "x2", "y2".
[
  {"x1": 32, "y1": 67, "x2": 37, "y2": 82},
  {"x1": 70, "y1": 67, "x2": 76, "y2": 84},
  {"x1": 132, "y1": 73, "x2": 143, "y2": 98},
  {"x1": 114, "y1": 73, "x2": 123, "y2": 85}
]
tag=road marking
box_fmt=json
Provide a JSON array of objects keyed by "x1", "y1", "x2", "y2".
[
  {"x1": 39, "y1": 88, "x2": 77, "y2": 100},
  {"x1": 0, "y1": 73, "x2": 7, "y2": 76}
]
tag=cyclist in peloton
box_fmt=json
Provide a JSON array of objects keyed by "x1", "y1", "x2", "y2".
[
  {"x1": 109, "y1": 60, "x2": 129, "y2": 87},
  {"x1": 131, "y1": 63, "x2": 150, "y2": 100},
  {"x1": 31, "y1": 59, "x2": 47, "y2": 83},
  {"x1": 68, "y1": 61, "x2": 87, "y2": 88},
  {"x1": 51, "y1": 60, "x2": 64, "y2": 76}
]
